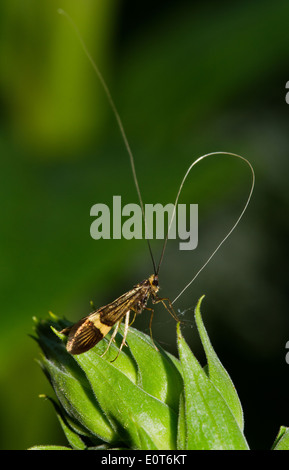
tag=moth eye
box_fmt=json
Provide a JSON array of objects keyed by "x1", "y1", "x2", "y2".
[{"x1": 152, "y1": 279, "x2": 158, "y2": 286}]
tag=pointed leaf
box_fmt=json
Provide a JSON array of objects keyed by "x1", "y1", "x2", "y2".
[
  {"x1": 39, "y1": 395, "x2": 87, "y2": 450},
  {"x1": 34, "y1": 318, "x2": 118, "y2": 443},
  {"x1": 272, "y1": 426, "x2": 289, "y2": 450},
  {"x1": 124, "y1": 326, "x2": 183, "y2": 411},
  {"x1": 74, "y1": 349, "x2": 178, "y2": 450},
  {"x1": 40, "y1": 356, "x2": 115, "y2": 442},
  {"x1": 194, "y1": 296, "x2": 244, "y2": 430},
  {"x1": 177, "y1": 323, "x2": 249, "y2": 450}
]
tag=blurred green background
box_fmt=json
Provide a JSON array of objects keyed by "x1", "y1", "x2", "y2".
[{"x1": 0, "y1": 0, "x2": 289, "y2": 450}]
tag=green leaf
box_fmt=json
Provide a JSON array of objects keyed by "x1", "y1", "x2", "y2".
[
  {"x1": 29, "y1": 445, "x2": 72, "y2": 450},
  {"x1": 194, "y1": 296, "x2": 244, "y2": 430},
  {"x1": 137, "y1": 427, "x2": 158, "y2": 450},
  {"x1": 34, "y1": 317, "x2": 119, "y2": 444},
  {"x1": 272, "y1": 426, "x2": 289, "y2": 450},
  {"x1": 177, "y1": 323, "x2": 249, "y2": 450},
  {"x1": 39, "y1": 395, "x2": 87, "y2": 450},
  {"x1": 176, "y1": 392, "x2": 186, "y2": 450},
  {"x1": 40, "y1": 356, "x2": 115, "y2": 442},
  {"x1": 74, "y1": 348, "x2": 178, "y2": 450},
  {"x1": 124, "y1": 326, "x2": 183, "y2": 412}
]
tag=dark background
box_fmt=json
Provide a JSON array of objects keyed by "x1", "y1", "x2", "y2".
[{"x1": 0, "y1": 0, "x2": 289, "y2": 449}]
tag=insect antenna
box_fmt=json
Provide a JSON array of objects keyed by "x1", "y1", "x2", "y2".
[
  {"x1": 58, "y1": 9, "x2": 157, "y2": 275},
  {"x1": 156, "y1": 151, "x2": 255, "y2": 303},
  {"x1": 58, "y1": 11, "x2": 255, "y2": 306}
]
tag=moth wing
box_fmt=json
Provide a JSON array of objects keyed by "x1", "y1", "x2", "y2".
[{"x1": 61, "y1": 313, "x2": 111, "y2": 355}]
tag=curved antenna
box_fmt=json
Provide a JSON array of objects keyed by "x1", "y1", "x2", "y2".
[
  {"x1": 58, "y1": 9, "x2": 157, "y2": 275},
  {"x1": 57, "y1": 12, "x2": 255, "y2": 293},
  {"x1": 155, "y1": 152, "x2": 255, "y2": 303}
]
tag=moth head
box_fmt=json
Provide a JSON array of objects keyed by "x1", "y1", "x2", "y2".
[{"x1": 148, "y1": 274, "x2": 159, "y2": 294}]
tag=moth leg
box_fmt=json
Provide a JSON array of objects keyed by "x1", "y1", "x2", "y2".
[
  {"x1": 129, "y1": 304, "x2": 159, "y2": 351},
  {"x1": 141, "y1": 306, "x2": 159, "y2": 352},
  {"x1": 153, "y1": 296, "x2": 181, "y2": 323},
  {"x1": 100, "y1": 321, "x2": 120, "y2": 358},
  {"x1": 129, "y1": 310, "x2": 137, "y2": 326},
  {"x1": 110, "y1": 310, "x2": 130, "y2": 363}
]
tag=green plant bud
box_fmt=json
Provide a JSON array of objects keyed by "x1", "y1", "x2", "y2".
[
  {"x1": 32, "y1": 313, "x2": 182, "y2": 450},
  {"x1": 31, "y1": 299, "x2": 289, "y2": 450}
]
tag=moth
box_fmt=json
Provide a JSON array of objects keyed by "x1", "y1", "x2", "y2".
[
  {"x1": 60, "y1": 274, "x2": 178, "y2": 358},
  {"x1": 58, "y1": 10, "x2": 255, "y2": 359}
]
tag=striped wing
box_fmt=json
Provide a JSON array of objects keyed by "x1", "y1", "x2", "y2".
[
  {"x1": 98, "y1": 284, "x2": 147, "y2": 325},
  {"x1": 61, "y1": 283, "x2": 149, "y2": 355},
  {"x1": 61, "y1": 313, "x2": 112, "y2": 355}
]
